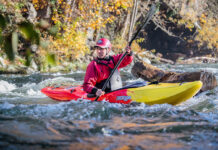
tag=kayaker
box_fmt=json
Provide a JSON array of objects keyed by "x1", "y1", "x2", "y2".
[{"x1": 83, "y1": 38, "x2": 133, "y2": 97}]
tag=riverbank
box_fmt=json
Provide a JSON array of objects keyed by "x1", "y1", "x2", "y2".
[
  {"x1": 0, "y1": 52, "x2": 217, "y2": 75},
  {"x1": 0, "y1": 0, "x2": 217, "y2": 75}
]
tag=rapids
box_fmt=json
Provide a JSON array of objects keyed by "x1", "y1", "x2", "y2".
[{"x1": 0, "y1": 64, "x2": 217, "y2": 149}]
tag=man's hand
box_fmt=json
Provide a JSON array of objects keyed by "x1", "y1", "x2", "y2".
[
  {"x1": 125, "y1": 46, "x2": 131, "y2": 54},
  {"x1": 96, "y1": 89, "x2": 105, "y2": 97}
]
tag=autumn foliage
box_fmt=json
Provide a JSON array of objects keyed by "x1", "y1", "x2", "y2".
[
  {"x1": 0, "y1": 0, "x2": 217, "y2": 72},
  {"x1": 34, "y1": 0, "x2": 133, "y2": 65},
  {"x1": 177, "y1": 0, "x2": 217, "y2": 53}
]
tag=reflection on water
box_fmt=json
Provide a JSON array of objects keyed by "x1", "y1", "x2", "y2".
[{"x1": 0, "y1": 64, "x2": 218, "y2": 149}]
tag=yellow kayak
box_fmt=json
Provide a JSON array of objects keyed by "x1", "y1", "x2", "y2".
[{"x1": 128, "y1": 81, "x2": 202, "y2": 105}]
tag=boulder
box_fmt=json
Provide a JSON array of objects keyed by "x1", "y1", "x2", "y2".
[{"x1": 131, "y1": 61, "x2": 217, "y2": 92}]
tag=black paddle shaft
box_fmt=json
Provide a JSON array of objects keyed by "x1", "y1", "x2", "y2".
[{"x1": 94, "y1": 4, "x2": 156, "y2": 101}]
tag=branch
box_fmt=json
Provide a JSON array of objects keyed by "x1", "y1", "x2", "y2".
[{"x1": 152, "y1": 17, "x2": 185, "y2": 41}]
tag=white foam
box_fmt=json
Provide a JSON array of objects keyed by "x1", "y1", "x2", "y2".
[
  {"x1": 0, "y1": 80, "x2": 17, "y2": 93},
  {"x1": 69, "y1": 70, "x2": 85, "y2": 74},
  {"x1": 41, "y1": 77, "x2": 75, "y2": 87},
  {"x1": 179, "y1": 86, "x2": 218, "y2": 110},
  {"x1": 125, "y1": 78, "x2": 145, "y2": 83},
  {"x1": 199, "y1": 68, "x2": 218, "y2": 74},
  {"x1": 26, "y1": 89, "x2": 44, "y2": 97}
]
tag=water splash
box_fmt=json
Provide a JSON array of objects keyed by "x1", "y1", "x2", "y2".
[{"x1": 0, "y1": 80, "x2": 17, "y2": 93}]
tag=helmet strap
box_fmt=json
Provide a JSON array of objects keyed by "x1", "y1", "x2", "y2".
[{"x1": 106, "y1": 48, "x2": 110, "y2": 56}]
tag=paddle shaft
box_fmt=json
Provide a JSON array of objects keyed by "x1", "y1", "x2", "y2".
[{"x1": 94, "y1": 4, "x2": 156, "y2": 101}]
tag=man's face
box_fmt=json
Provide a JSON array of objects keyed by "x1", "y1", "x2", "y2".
[{"x1": 96, "y1": 47, "x2": 108, "y2": 58}]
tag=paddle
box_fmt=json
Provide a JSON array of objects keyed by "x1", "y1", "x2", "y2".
[{"x1": 95, "y1": 4, "x2": 156, "y2": 101}]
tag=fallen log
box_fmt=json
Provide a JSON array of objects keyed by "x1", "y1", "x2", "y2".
[{"x1": 131, "y1": 61, "x2": 217, "y2": 92}]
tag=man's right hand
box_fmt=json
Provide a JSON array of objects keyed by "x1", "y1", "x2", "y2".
[
  {"x1": 125, "y1": 45, "x2": 131, "y2": 54},
  {"x1": 96, "y1": 89, "x2": 105, "y2": 97}
]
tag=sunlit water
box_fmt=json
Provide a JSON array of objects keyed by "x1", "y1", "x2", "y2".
[{"x1": 0, "y1": 64, "x2": 217, "y2": 150}]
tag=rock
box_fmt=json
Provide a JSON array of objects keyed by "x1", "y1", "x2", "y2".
[
  {"x1": 0, "y1": 57, "x2": 6, "y2": 68},
  {"x1": 156, "y1": 53, "x2": 163, "y2": 58},
  {"x1": 30, "y1": 59, "x2": 38, "y2": 71},
  {"x1": 159, "y1": 71, "x2": 217, "y2": 92},
  {"x1": 165, "y1": 52, "x2": 186, "y2": 62},
  {"x1": 131, "y1": 60, "x2": 217, "y2": 92},
  {"x1": 131, "y1": 61, "x2": 165, "y2": 82},
  {"x1": 49, "y1": 65, "x2": 65, "y2": 73},
  {"x1": 27, "y1": 2, "x2": 37, "y2": 23},
  {"x1": 136, "y1": 51, "x2": 174, "y2": 64},
  {"x1": 0, "y1": 65, "x2": 27, "y2": 74},
  {"x1": 142, "y1": 58, "x2": 151, "y2": 64}
]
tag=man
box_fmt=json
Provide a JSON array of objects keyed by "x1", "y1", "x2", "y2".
[{"x1": 83, "y1": 38, "x2": 133, "y2": 97}]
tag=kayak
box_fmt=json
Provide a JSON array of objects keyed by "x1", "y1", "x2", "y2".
[{"x1": 41, "y1": 81, "x2": 202, "y2": 105}]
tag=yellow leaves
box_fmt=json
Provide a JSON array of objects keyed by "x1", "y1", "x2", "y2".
[
  {"x1": 151, "y1": 49, "x2": 156, "y2": 53},
  {"x1": 45, "y1": 21, "x2": 89, "y2": 62},
  {"x1": 187, "y1": 39, "x2": 194, "y2": 43},
  {"x1": 199, "y1": 14, "x2": 207, "y2": 25},
  {"x1": 178, "y1": 19, "x2": 185, "y2": 25},
  {"x1": 115, "y1": 1, "x2": 121, "y2": 8},
  {"x1": 22, "y1": 8, "x2": 27, "y2": 12},
  {"x1": 178, "y1": 18, "x2": 194, "y2": 31},
  {"x1": 32, "y1": 0, "x2": 47, "y2": 10},
  {"x1": 58, "y1": 0, "x2": 64, "y2": 4},
  {"x1": 179, "y1": 2, "x2": 199, "y2": 30},
  {"x1": 106, "y1": 16, "x2": 115, "y2": 23},
  {"x1": 136, "y1": 38, "x2": 145, "y2": 43},
  {"x1": 112, "y1": 36, "x2": 144, "y2": 55},
  {"x1": 75, "y1": 0, "x2": 132, "y2": 30},
  {"x1": 195, "y1": 16, "x2": 218, "y2": 50},
  {"x1": 201, "y1": 14, "x2": 206, "y2": 19},
  {"x1": 186, "y1": 22, "x2": 194, "y2": 31},
  {"x1": 131, "y1": 41, "x2": 144, "y2": 54},
  {"x1": 41, "y1": 0, "x2": 133, "y2": 63},
  {"x1": 116, "y1": 10, "x2": 121, "y2": 15},
  {"x1": 113, "y1": 0, "x2": 133, "y2": 10},
  {"x1": 90, "y1": 0, "x2": 97, "y2": 5},
  {"x1": 104, "y1": 0, "x2": 132, "y2": 15},
  {"x1": 199, "y1": 18, "x2": 206, "y2": 24}
]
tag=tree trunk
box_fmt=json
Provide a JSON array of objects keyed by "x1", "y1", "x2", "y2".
[
  {"x1": 128, "y1": 0, "x2": 138, "y2": 41},
  {"x1": 121, "y1": 12, "x2": 131, "y2": 39}
]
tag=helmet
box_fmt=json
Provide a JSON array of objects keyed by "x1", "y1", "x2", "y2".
[{"x1": 95, "y1": 38, "x2": 112, "y2": 50}]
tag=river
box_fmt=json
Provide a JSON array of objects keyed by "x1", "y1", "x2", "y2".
[{"x1": 0, "y1": 63, "x2": 217, "y2": 150}]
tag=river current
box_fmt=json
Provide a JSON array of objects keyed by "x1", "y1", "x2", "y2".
[{"x1": 0, "y1": 63, "x2": 217, "y2": 150}]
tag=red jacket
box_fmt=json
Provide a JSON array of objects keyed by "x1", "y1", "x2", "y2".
[{"x1": 83, "y1": 53, "x2": 133, "y2": 94}]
